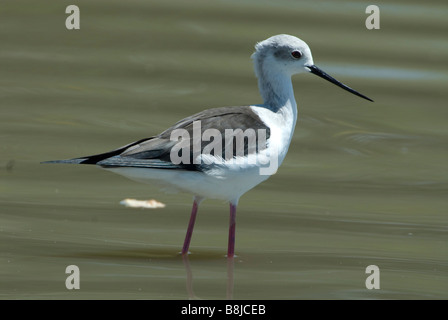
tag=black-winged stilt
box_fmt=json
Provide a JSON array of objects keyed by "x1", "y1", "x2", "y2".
[{"x1": 44, "y1": 34, "x2": 373, "y2": 258}]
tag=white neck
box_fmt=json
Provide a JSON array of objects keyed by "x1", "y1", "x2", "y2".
[
  {"x1": 250, "y1": 60, "x2": 299, "y2": 169},
  {"x1": 254, "y1": 60, "x2": 298, "y2": 123}
]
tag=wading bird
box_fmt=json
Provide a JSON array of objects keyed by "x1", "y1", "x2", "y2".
[{"x1": 44, "y1": 34, "x2": 372, "y2": 258}]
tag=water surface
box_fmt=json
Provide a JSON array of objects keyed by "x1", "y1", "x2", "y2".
[{"x1": 1, "y1": 0, "x2": 447, "y2": 299}]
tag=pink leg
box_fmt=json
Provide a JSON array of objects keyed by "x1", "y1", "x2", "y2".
[
  {"x1": 227, "y1": 202, "x2": 237, "y2": 258},
  {"x1": 182, "y1": 199, "x2": 199, "y2": 255}
]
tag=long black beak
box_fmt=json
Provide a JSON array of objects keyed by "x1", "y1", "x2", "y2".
[{"x1": 307, "y1": 65, "x2": 373, "y2": 102}]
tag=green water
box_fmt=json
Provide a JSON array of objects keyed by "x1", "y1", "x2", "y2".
[{"x1": 1, "y1": 0, "x2": 447, "y2": 299}]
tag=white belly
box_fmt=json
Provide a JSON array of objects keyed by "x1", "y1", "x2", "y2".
[{"x1": 105, "y1": 165, "x2": 270, "y2": 202}]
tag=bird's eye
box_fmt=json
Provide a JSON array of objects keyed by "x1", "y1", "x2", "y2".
[{"x1": 291, "y1": 51, "x2": 302, "y2": 59}]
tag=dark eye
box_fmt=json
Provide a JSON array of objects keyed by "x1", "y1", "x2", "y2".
[{"x1": 291, "y1": 51, "x2": 302, "y2": 59}]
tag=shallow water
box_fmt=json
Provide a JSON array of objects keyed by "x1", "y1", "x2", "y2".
[{"x1": 1, "y1": 0, "x2": 447, "y2": 299}]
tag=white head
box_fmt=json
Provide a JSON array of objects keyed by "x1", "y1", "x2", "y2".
[
  {"x1": 251, "y1": 34, "x2": 373, "y2": 103},
  {"x1": 252, "y1": 34, "x2": 314, "y2": 78}
]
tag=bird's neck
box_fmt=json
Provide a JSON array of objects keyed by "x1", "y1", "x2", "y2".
[{"x1": 256, "y1": 66, "x2": 297, "y2": 119}]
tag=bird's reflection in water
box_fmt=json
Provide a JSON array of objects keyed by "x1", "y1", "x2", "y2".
[
  {"x1": 226, "y1": 257, "x2": 234, "y2": 300},
  {"x1": 182, "y1": 255, "x2": 235, "y2": 300}
]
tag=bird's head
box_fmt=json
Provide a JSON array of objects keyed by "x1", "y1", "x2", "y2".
[{"x1": 252, "y1": 34, "x2": 373, "y2": 102}]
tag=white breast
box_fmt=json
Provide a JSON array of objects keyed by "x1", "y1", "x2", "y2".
[{"x1": 250, "y1": 102, "x2": 297, "y2": 169}]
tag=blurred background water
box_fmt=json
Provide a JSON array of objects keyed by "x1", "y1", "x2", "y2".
[{"x1": 0, "y1": 0, "x2": 447, "y2": 299}]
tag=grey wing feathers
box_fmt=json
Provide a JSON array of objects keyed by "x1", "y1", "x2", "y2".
[{"x1": 43, "y1": 106, "x2": 270, "y2": 171}]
